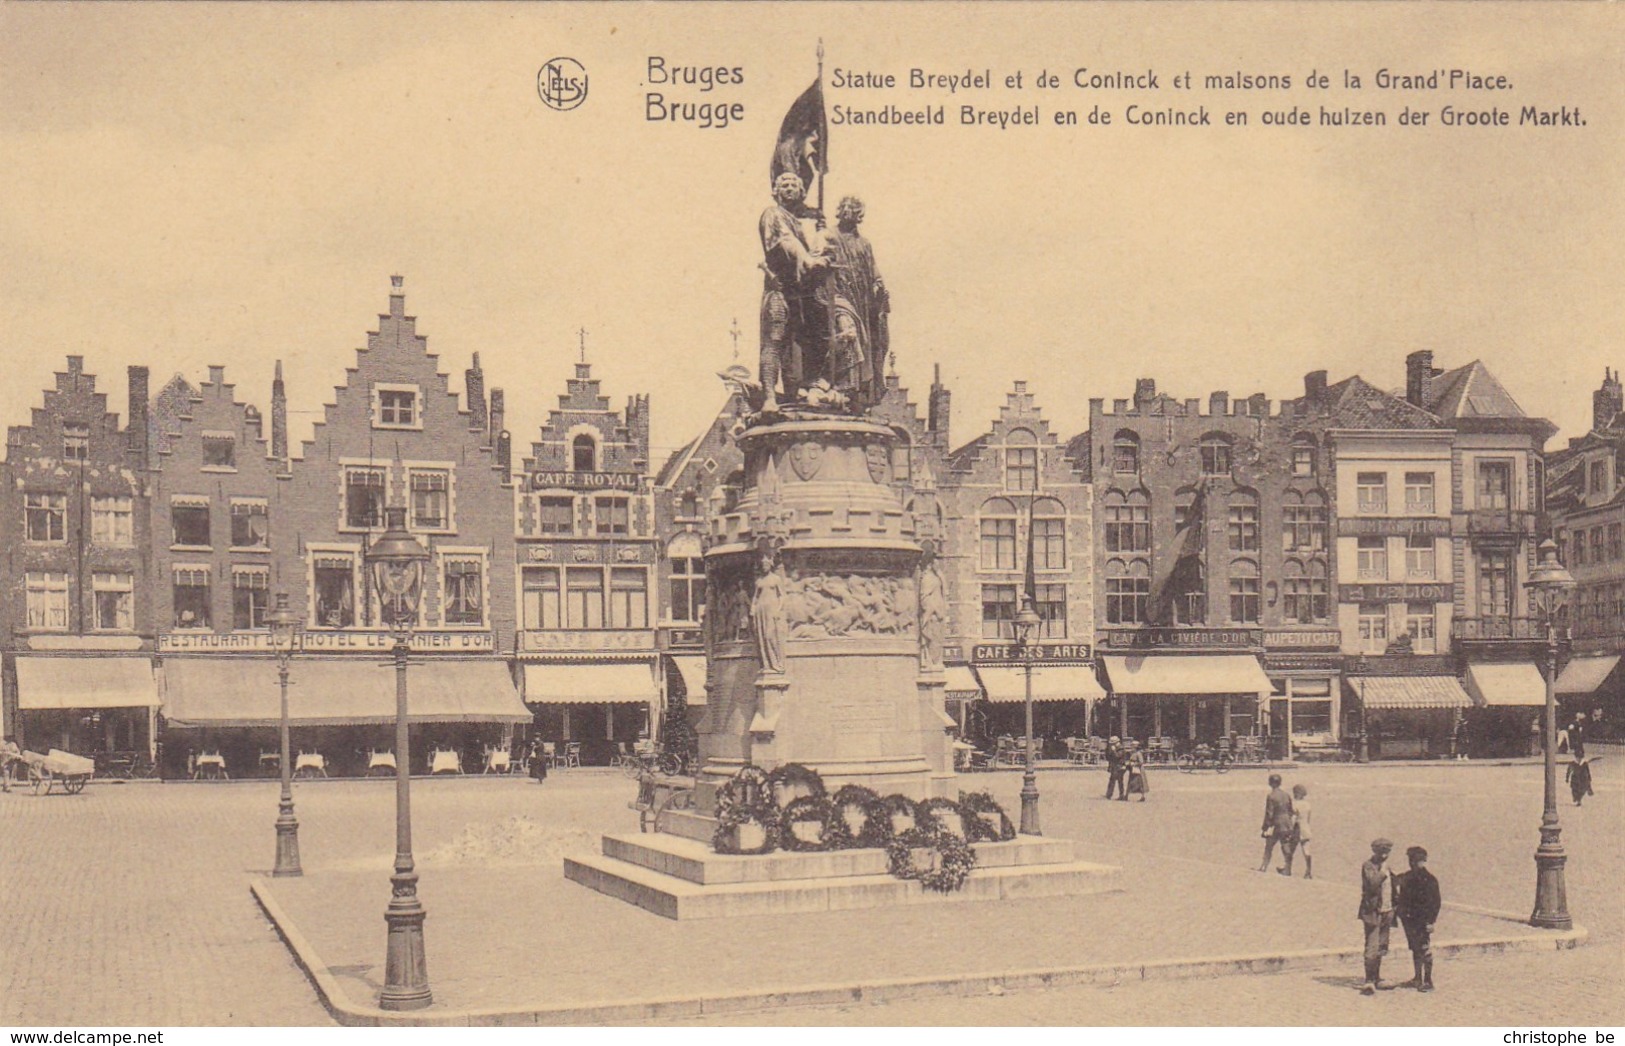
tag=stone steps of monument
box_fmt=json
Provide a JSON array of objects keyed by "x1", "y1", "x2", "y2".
[
  {"x1": 601, "y1": 831, "x2": 1081, "y2": 886},
  {"x1": 563, "y1": 848, "x2": 1123, "y2": 920}
]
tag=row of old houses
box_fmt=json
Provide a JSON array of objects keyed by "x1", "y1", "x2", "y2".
[{"x1": 1, "y1": 278, "x2": 1618, "y2": 774}]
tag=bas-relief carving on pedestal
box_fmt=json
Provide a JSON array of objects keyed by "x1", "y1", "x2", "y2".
[{"x1": 783, "y1": 571, "x2": 917, "y2": 639}]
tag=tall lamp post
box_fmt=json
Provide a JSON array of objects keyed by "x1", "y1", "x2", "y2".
[
  {"x1": 270, "y1": 592, "x2": 303, "y2": 877},
  {"x1": 1525, "y1": 538, "x2": 1576, "y2": 930},
  {"x1": 366, "y1": 505, "x2": 433, "y2": 1010},
  {"x1": 1014, "y1": 595, "x2": 1042, "y2": 836}
]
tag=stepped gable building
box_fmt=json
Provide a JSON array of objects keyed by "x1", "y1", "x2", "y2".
[
  {"x1": 145, "y1": 365, "x2": 289, "y2": 775},
  {"x1": 1281, "y1": 371, "x2": 1467, "y2": 758},
  {"x1": 1407, "y1": 352, "x2": 1557, "y2": 754},
  {"x1": 651, "y1": 385, "x2": 748, "y2": 733},
  {"x1": 1089, "y1": 378, "x2": 1335, "y2": 751},
  {"x1": 165, "y1": 277, "x2": 528, "y2": 778},
  {"x1": 942, "y1": 379, "x2": 1098, "y2": 744},
  {"x1": 514, "y1": 357, "x2": 658, "y2": 764},
  {"x1": 1, "y1": 357, "x2": 160, "y2": 766},
  {"x1": 1547, "y1": 368, "x2": 1625, "y2": 730}
]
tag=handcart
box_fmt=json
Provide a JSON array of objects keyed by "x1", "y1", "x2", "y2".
[{"x1": 21, "y1": 749, "x2": 95, "y2": 795}]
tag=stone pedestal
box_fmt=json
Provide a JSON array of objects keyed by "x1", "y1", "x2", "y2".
[{"x1": 695, "y1": 413, "x2": 953, "y2": 805}]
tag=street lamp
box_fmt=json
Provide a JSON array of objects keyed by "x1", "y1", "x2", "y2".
[
  {"x1": 1524, "y1": 537, "x2": 1576, "y2": 930},
  {"x1": 365, "y1": 504, "x2": 433, "y2": 1010},
  {"x1": 1014, "y1": 594, "x2": 1042, "y2": 836},
  {"x1": 269, "y1": 592, "x2": 302, "y2": 878}
]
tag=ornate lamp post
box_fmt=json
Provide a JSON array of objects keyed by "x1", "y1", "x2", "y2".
[
  {"x1": 269, "y1": 592, "x2": 303, "y2": 878},
  {"x1": 365, "y1": 505, "x2": 433, "y2": 1010},
  {"x1": 1014, "y1": 595, "x2": 1042, "y2": 836},
  {"x1": 1525, "y1": 538, "x2": 1576, "y2": 930}
]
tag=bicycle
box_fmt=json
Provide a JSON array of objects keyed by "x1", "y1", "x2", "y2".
[
  {"x1": 618, "y1": 744, "x2": 688, "y2": 778},
  {"x1": 1177, "y1": 743, "x2": 1233, "y2": 774}
]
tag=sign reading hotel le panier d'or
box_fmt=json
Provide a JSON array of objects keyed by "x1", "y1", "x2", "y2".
[{"x1": 158, "y1": 631, "x2": 495, "y2": 653}]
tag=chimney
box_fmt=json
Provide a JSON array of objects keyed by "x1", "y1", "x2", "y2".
[
  {"x1": 389, "y1": 274, "x2": 405, "y2": 318},
  {"x1": 1209, "y1": 391, "x2": 1229, "y2": 416},
  {"x1": 1134, "y1": 378, "x2": 1157, "y2": 407},
  {"x1": 208, "y1": 364, "x2": 225, "y2": 388},
  {"x1": 488, "y1": 387, "x2": 505, "y2": 457},
  {"x1": 627, "y1": 393, "x2": 651, "y2": 464},
  {"x1": 1249, "y1": 393, "x2": 1269, "y2": 417},
  {"x1": 1304, "y1": 370, "x2": 1327, "y2": 403},
  {"x1": 1406, "y1": 350, "x2": 1435, "y2": 408},
  {"x1": 244, "y1": 405, "x2": 263, "y2": 441},
  {"x1": 127, "y1": 365, "x2": 149, "y2": 469},
  {"x1": 928, "y1": 363, "x2": 952, "y2": 442},
  {"x1": 1594, "y1": 367, "x2": 1623, "y2": 432},
  {"x1": 466, "y1": 353, "x2": 488, "y2": 436},
  {"x1": 496, "y1": 430, "x2": 512, "y2": 483},
  {"x1": 271, "y1": 360, "x2": 288, "y2": 462}
]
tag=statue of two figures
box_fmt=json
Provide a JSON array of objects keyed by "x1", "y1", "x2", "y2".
[{"x1": 756, "y1": 174, "x2": 891, "y2": 415}]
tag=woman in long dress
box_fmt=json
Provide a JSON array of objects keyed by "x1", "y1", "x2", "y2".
[
  {"x1": 1125, "y1": 744, "x2": 1150, "y2": 801},
  {"x1": 1566, "y1": 755, "x2": 1595, "y2": 806}
]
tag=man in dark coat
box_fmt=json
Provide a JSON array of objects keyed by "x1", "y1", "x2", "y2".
[
  {"x1": 1396, "y1": 845, "x2": 1442, "y2": 992},
  {"x1": 1358, "y1": 838, "x2": 1397, "y2": 994},
  {"x1": 1258, "y1": 773, "x2": 1295, "y2": 872},
  {"x1": 1104, "y1": 736, "x2": 1127, "y2": 800}
]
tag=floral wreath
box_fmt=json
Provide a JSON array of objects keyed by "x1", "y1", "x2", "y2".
[
  {"x1": 712, "y1": 764, "x2": 780, "y2": 855},
  {"x1": 957, "y1": 790, "x2": 1017, "y2": 843},
  {"x1": 830, "y1": 784, "x2": 886, "y2": 849},
  {"x1": 915, "y1": 796, "x2": 976, "y2": 840},
  {"x1": 768, "y1": 762, "x2": 827, "y2": 804},
  {"x1": 885, "y1": 825, "x2": 978, "y2": 893},
  {"x1": 780, "y1": 795, "x2": 851, "y2": 851}
]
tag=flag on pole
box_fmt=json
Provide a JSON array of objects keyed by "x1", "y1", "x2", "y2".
[
  {"x1": 770, "y1": 79, "x2": 826, "y2": 193},
  {"x1": 1147, "y1": 482, "x2": 1207, "y2": 626}
]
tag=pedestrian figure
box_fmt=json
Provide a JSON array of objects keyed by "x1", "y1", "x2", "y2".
[
  {"x1": 1258, "y1": 773, "x2": 1295, "y2": 872},
  {"x1": 1566, "y1": 754, "x2": 1595, "y2": 806},
  {"x1": 0, "y1": 735, "x2": 19, "y2": 793},
  {"x1": 528, "y1": 736, "x2": 548, "y2": 783},
  {"x1": 1124, "y1": 743, "x2": 1149, "y2": 801},
  {"x1": 1452, "y1": 712, "x2": 1469, "y2": 761},
  {"x1": 1104, "y1": 736, "x2": 1127, "y2": 800},
  {"x1": 1358, "y1": 838, "x2": 1397, "y2": 995},
  {"x1": 1396, "y1": 845, "x2": 1441, "y2": 992},
  {"x1": 1530, "y1": 715, "x2": 1543, "y2": 758},
  {"x1": 1568, "y1": 713, "x2": 1587, "y2": 761},
  {"x1": 1290, "y1": 783, "x2": 1313, "y2": 878}
]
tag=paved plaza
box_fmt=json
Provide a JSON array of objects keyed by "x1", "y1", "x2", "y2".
[{"x1": 0, "y1": 757, "x2": 1619, "y2": 1027}]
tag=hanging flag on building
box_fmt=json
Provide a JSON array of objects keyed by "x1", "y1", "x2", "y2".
[
  {"x1": 770, "y1": 78, "x2": 826, "y2": 198},
  {"x1": 1147, "y1": 481, "x2": 1207, "y2": 626}
]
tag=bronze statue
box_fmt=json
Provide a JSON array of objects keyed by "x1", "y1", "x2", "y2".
[
  {"x1": 825, "y1": 196, "x2": 891, "y2": 409},
  {"x1": 759, "y1": 173, "x2": 832, "y2": 412}
]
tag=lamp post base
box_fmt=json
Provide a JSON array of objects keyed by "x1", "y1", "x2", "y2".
[
  {"x1": 1019, "y1": 769, "x2": 1042, "y2": 836},
  {"x1": 272, "y1": 804, "x2": 302, "y2": 878},
  {"x1": 380, "y1": 874, "x2": 432, "y2": 1011},
  {"x1": 1530, "y1": 831, "x2": 1572, "y2": 930}
]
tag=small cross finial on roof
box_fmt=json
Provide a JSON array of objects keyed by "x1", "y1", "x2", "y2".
[
  {"x1": 578, "y1": 327, "x2": 588, "y2": 363},
  {"x1": 729, "y1": 317, "x2": 742, "y2": 360}
]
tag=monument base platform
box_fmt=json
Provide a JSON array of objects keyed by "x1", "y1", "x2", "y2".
[{"x1": 564, "y1": 830, "x2": 1123, "y2": 920}]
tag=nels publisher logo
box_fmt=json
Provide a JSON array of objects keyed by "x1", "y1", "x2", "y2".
[{"x1": 537, "y1": 57, "x2": 588, "y2": 112}]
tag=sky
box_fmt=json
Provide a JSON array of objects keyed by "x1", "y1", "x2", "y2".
[{"x1": 3, "y1": 3, "x2": 1621, "y2": 467}]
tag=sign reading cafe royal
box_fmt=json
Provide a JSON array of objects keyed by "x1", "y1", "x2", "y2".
[
  {"x1": 159, "y1": 631, "x2": 495, "y2": 654},
  {"x1": 530, "y1": 469, "x2": 645, "y2": 492}
]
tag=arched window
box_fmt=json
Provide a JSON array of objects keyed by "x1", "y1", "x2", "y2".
[
  {"x1": 979, "y1": 497, "x2": 1017, "y2": 571},
  {"x1": 1032, "y1": 497, "x2": 1067, "y2": 570},
  {"x1": 1005, "y1": 428, "x2": 1038, "y2": 493},
  {"x1": 1112, "y1": 431, "x2": 1141, "y2": 476},
  {"x1": 1106, "y1": 557, "x2": 1150, "y2": 625},
  {"x1": 1229, "y1": 558, "x2": 1261, "y2": 623},
  {"x1": 572, "y1": 434, "x2": 596, "y2": 472},
  {"x1": 1227, "y1": 488, "x2": 1260, "y2": 552},
  {"x1": 1291, "y1": 434, "x2": 1317, "y2": 477},
  {"x1": 667, "y1": 533, "x2": 706, "y2": 623},
  {"x1": 1105, "y1": 490, "x2": 1151, "y2": 553},
  {"x1": 679, "y1": 491, "x2": 699, "y2": 518},
  {"x1": 1200, "y1": 433, "x2": 1233, "y2": 476},
  {"x1": 1282, "y1": 489, "x2": 1328, "y2": 552}
]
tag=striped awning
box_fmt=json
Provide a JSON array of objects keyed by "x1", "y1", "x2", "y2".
[
  {"x1": 1348, "y1": 676, "x2": 1473, "y2": 710},
  {"x1": 978, "y1": 666, "x2": 1107, "y2": 704},
  {"x1": 1465, "y1": 663, "x2": 1547, "y2": 707},
  {"x1": 666, "y1": 655, "x2": 708, "y2": 706},
  {"x1": 1556, "y1": 655, "x2": 1620, "y2": 696},
  {"x1": 944, "y1": 665, "x2": 982, "y2": 700},
  {"x1": 523, "y1": 661, "x2": 658, "y2": 705},
  {"x1": 1102, "y1": 655, "x2": 1273, "y2": 696},
  {"x1": 15, "y1": 657, "x2": 160, "y2": 710}
]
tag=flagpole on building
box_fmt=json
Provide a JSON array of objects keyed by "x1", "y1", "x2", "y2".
[{"x1": 816, "y1": 39, "x2": 826, "y2": 224}]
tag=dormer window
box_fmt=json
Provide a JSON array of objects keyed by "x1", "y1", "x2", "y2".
[
  {"x1": 573, "y1": 434, "x2": 597, "y2": 472},
  {"x1": 1591, "y1": 459, "x2": 1609, "y2": 498},
  {"x1": 63, "y1": 422, "x2": 89, "y2": 461},
  {"x1": 373, "y1": 384, "x2": 421, "y2": 430},
  {"x1": 202, "y1": 433, "x2": 236, "y2": 469}
]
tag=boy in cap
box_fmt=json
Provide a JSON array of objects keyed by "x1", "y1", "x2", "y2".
[
  {"x1": 1258, "y1": 773, "x2": 1295, "y2": 872},
  {"x1": 1104, "y1": 736, "x2": 1127, "y2": 800},
  {"x1": 1396, "y1": 845, "x2": 1441, "y2": 992},
  {"x1": 1357, "y1": 837, "x2": 1396, "y2": 994}
]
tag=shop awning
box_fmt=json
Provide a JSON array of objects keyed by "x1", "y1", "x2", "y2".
[
  {"x1": 1102, "y1": 655, "x2": 1273, "y2": 696},
  {"x1": 162, "y1": 658, "x2": 530, "y2": 727},
  {"x1": 16, "y1": 656, "x2": 160, "y2": 711},
  {"x1": 523, "y1": 662, "x2": 658, "y2": 705},
  {"x1": 1464, "y1": 663, "x2": 1547, "y2": 707},
  {"x1": 978, "y1": 666, "x2": 1107, "y2": 704},
  {"x1": 1348, "y1": 676, "x2": 1473, "y2": 710},
  {"x1": 944, "y1": 665, "x2": 982, "y2": 700},
  {"x1": 666, "y1": 656, "x2": 708, "y2": 706},
  {"x1": 1556, "y1": 655, "x2": 1621, "y2": 696}
]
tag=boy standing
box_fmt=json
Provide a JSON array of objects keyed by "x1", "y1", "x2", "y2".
[
  {"x1": 1258, "y1": 773, "x2": 1295, "y2": 872},
  {"x1": 1290, "y1": 783, "x2": 1313, "y2": 878},
  {"x1": 1357, "y1": 837, "x2": 1397, "y2": 995},
  {"x1": 1396, "y1": 845, "x2": 1442, "y2": 992}
]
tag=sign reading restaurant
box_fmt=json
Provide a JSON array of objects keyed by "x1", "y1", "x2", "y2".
[
  {"x1": 161, "y1": 631, "x2": 495, "y2": 653},
  {"x1": 530, "y1": 469, "x2": 645, "y2": 492},
  {"x1": 972, "y1": 643, "x2": 1092, "y2": 665}
]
